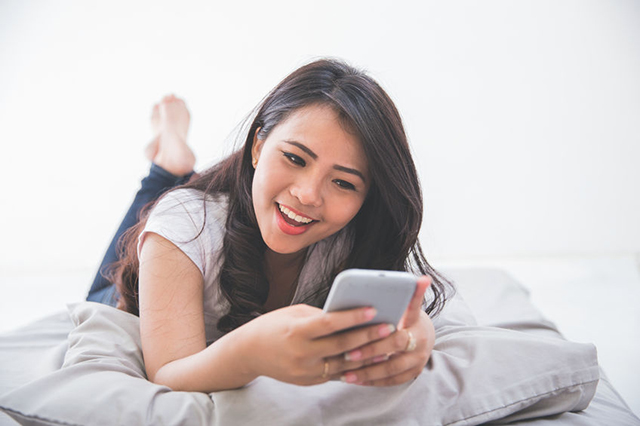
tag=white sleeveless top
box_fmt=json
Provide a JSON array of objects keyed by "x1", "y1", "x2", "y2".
[{"x1": 138, "y1": 188, "x2": 352, "y2": 345}]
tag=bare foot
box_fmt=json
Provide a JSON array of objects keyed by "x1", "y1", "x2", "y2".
[
  {"x1": 144, "y1": 104, "x2": 161, "y2": 161},
  {"x1": 146, "y1": 94, "x2": 196, "y2": 176}
]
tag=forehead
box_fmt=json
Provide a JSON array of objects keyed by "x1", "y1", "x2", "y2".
[{"x1": 268, "y1": 105, "x2": 368, "y2": 169}]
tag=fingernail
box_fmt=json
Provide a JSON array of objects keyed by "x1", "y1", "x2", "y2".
[
  {"x1": 340, "y1": 373, "x2": 358, "y2": 383},
  {"x1": 379, "y1": 324, "x2": 396, "y2": 338},
  {"x1": 372, "y1": 354, "x2": 389, "y2": 363},
  {"x1": 345, "y1": 350, "x2": 362, "y2": 361},
  {"x1": 364, "y1": 308, "x2": 377, "y2": 321}
]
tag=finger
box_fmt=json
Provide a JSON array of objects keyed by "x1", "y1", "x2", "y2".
[
  {"x1": 311, "y1": 321, "x2": 397, "y2": 358},
  {"x1": 322, "y1": 349, "x2": 390, "y2": 378},
  {"x1": 325, "y1": 352, "x2": 391, "y2": 380},
  {"x1": 343, "y1": 327, "x2": 415, "y2": 362},
  {"x1": 304, "y1": 307, "x2": 377, "y2": 339},
  {"x1": 339, "y1": 352, "x2": 418, "y2": 385},
  {"x1": 398, "y1": 276, "x2": 431, "y2": 329}
]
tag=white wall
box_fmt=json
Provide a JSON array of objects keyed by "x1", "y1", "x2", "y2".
[{"x1": 1, "y1": 0, "x2": 638, "y2": 274}]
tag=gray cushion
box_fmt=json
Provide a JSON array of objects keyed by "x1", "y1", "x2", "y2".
[{"x1": 0, "y1": 289, "x2": 601, "y2": 426}]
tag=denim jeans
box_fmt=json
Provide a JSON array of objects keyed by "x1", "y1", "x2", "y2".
[{"x1": 86, "y1": 164, "x2": 194, "y2": 306}]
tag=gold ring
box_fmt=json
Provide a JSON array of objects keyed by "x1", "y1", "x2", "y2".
[
  {"x1": 404, "y1": 330, "x2": 417, "y2": 352},
  {"x1": 322, "y1": 360, "x2": 330, "y2": 379}
]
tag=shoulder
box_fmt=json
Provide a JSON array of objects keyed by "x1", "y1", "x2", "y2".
[
  {"x1": 140, "y1": 188, "x2": 229, "y2": 277},
  {"x1": 146, "y1": 188, "x2": 229, "y2": 240},
  {"x1": 151, "y1": 188, "x2": 228, "y2": 226},
  {"x1": 143, "y1": 189, "x2": 228, "y2": 244}
]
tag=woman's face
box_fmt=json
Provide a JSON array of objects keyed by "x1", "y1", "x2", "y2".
[{"x1": 251, "y1": 104, "x2": 370, "y2": 255}]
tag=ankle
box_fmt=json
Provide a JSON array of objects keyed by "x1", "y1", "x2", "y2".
[{"x1": 153, "y1": 144, "x2": 195, "y2": 177}]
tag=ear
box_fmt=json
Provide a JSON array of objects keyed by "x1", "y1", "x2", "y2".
[{"x1": 251, "y1": 127, "x2": 265, "y2": 168}]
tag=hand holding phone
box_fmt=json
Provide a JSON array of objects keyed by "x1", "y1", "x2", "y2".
[{"x1": 318, "y1": 273, "x2": 433, "y2": 387}]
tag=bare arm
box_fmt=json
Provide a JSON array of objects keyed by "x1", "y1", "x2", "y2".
[
  {"x1": 138, "y1": 233, "x2": 426, "y2": 392},
  {"x1": 138, "y1": 233, "x2": 255, "y2": 392}
]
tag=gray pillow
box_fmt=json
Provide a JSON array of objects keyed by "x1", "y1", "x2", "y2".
[
  {"x1": 0, "y1": 300, "x2": 599, "y2": 426},
  {"x1": 0, "y1": 302, "x2": 214, "y2": 425}
]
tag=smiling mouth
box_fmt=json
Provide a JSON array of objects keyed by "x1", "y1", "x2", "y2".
[{"x1": 277, "y1": 203, "x2": 317, "y2": 227}]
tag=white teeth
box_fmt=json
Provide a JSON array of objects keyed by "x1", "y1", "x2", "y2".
[{"x1": 278, "y1": 204, "x2": 313, "y2": 224}]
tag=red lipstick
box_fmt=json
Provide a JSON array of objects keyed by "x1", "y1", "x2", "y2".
[{"x1": 275, "y1": 203, "x2": 316, "y2": 235}]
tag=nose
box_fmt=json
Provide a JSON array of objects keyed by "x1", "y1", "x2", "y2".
[{"x1": 290, "y1": 177, "x2": 323, "y2": 207}]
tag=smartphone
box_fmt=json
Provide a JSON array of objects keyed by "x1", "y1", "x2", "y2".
[{"x1": 322, "y1": 269, "x2": 417, "y2": 330}]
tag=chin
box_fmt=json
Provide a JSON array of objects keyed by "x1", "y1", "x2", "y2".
[{"x1": 265, "y1": 240, "x2": 307, "y2": 255}]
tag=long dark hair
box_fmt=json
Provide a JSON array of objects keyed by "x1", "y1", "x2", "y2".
[{"x1": 111, "y1": 58, "x2": 452, "y2": 332}]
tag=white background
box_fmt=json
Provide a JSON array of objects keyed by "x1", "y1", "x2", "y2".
[{"x1": 1, "y1": 0, "x2": 638, "y2": 415}]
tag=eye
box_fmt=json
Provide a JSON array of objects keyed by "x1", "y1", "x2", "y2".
[
  {"x1": 333, "y1": 179, "x2": 356, "y2": 191},
  {"x1": 282, "y1": 151, "x2": 305, "y2": 166}
]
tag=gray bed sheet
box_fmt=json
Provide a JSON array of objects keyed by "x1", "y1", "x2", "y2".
[{"x1": 0, "y1": 268, "x2": 637, "y2": 425}]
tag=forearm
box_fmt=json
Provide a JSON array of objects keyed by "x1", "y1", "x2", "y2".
[{"x1": 151, "y1": 328, "x2": 257, "y2": 393}]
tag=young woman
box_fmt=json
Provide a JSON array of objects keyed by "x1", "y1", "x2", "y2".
[{"x1": 87, "y1": 59, "x2": 451, "y2": 393}]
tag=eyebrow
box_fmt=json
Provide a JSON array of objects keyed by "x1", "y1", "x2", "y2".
[{"x1": 284, "y1": 140, "x2": 367, "y2": 183}]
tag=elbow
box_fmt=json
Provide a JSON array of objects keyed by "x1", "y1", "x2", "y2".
[
  {"x1": 148, "y1": 360, "x2": 208, "y2": 392},
  {"x1": 147, "y1": 363, "x2": 180, "y2": 391}
]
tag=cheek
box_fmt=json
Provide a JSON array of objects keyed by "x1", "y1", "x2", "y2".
[
  {"x1": 252, "y1": 163, "x2": 286, "y2": 206},
  {"x1": 251, "y1": 172, "x2": 262, "y2": 205},
  {"x1": 251, "y1": 170, "x2": 271, "y2": 220},
  {"x1": 329, "y1": 197, "x2": 366, "y2": 226}
]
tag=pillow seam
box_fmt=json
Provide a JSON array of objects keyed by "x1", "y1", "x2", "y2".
[
  {"x1": 444, "y1": 377, "x2": 600, "y2": 426},
  {"x1": 0, "y1": 406, "x2": 81, "y2": 426}
]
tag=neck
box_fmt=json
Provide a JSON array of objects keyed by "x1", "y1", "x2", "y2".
[
  {"x1": 264, "y1": 248, "x2": 307, "y2": 272},
  {"x1": 262, "y1": 248, "x2": 308, "y2": 311}
]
